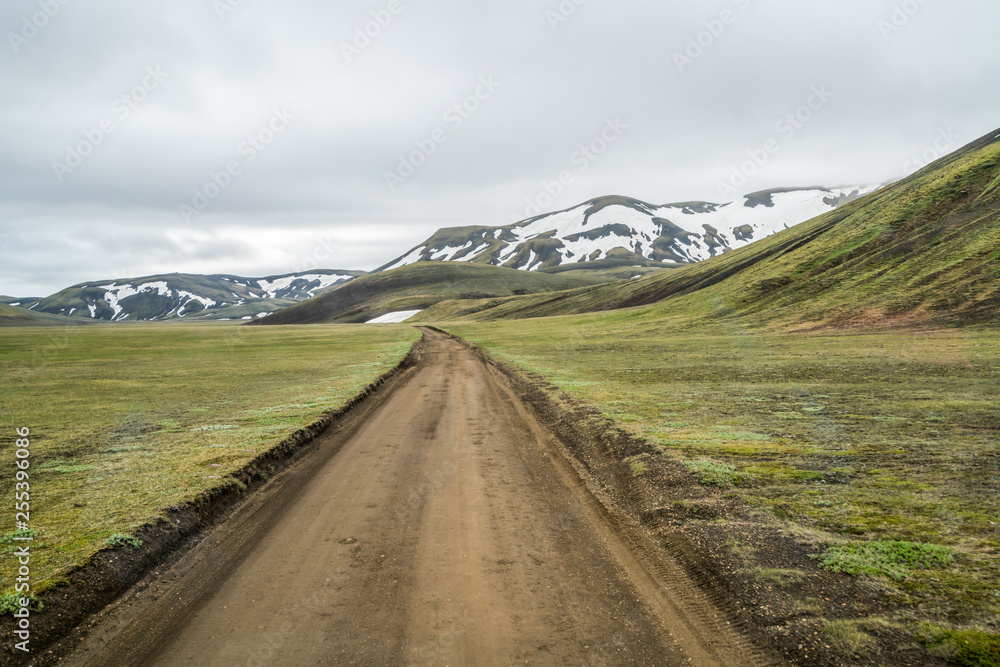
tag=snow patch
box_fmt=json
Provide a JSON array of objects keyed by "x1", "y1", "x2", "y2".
[
  {"x1": 430, "y1": 242, "x2": 475, "y2": 262},
  {"x1": 175, "y1": 291, "x2": 218, "y2": 318},
  {"x1": 99, "y1": 281, "x2": 172, "y2": 321},
  {"x1": 177, "y1": 291, "x2": 217, "y2": 308},
  {"x1": 366, "y1": 310, "x2": 423, "y2": 324},
  {"x1": 383, "y1": 246, "x2": 427, "y2": 272},
  {"x1": 257, "y1": 273, "x2": 352, "y2": 299},
  {"x1": 522, "y1": 250, "x2": 538, "y2": 270},
  {"x1": 457, "y1": 243, "x2": 492, "y2": 261}
]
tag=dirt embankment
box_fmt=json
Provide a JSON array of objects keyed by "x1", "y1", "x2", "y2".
[
  {"x1": 0, "y1": 343, "x2": 422, "y2": 666},
  {"x1": 443, "y1": 329, "x2": 947, "y2": 667}
]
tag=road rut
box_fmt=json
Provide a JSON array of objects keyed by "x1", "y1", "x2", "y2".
[{"x1": 68, "y1": 328, "x2": 767, "y2": 666}]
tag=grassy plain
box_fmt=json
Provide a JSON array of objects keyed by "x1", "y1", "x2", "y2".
[{"x1": 0, "y1": 323, "x2": 419, "y2": 594}]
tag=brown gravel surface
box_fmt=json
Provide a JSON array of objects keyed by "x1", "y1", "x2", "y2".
[{"x1": 62, "y1": 328, "x2": 777, "y2": 666}]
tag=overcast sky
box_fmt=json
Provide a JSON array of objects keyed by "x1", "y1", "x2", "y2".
[{"x1": 1, "y1": 0, "x2": 998, "y2": 296}]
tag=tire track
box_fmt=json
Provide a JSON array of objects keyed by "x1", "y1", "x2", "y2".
[{"x1": 64, "y1": 328, "x2": 778, "y2": 666}]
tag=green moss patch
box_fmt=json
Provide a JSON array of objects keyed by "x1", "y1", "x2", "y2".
[
  {"x1": 812, "y1": 541, "x2": 954, "y2": 581},
  {"x1": 683, "y1": 460, "x2": 752, "y2": 489}
]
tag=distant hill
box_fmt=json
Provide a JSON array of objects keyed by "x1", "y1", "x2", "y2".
[
  {"x1": 256, "y1": 262, "x2": 613, "y2": 325},
  {"x1": 419, "y1": 127, "x2": 1000, "y2": 328},
  {"x1": 0, "y1": 302, "x2": 91, "y2": 327},
  {"x1": 1, "y1": 296, "x2": 41, "y2": 309},
  {"x1": 380, "y1": 186, "x2": 880, "y2": 273},
  {"x1": 26, "y1": 270, "x2": 364, "y2": 323}
]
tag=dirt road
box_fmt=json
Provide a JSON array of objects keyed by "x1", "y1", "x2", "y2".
[{"x1": 67, "y1": 329, "x2": 770, "y2": 666}]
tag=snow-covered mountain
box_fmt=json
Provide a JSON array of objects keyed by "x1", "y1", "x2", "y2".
[
  {"x1": 11, "y1": 185, "x2": 884, "y2": 324},
  {"x1": 29, "y1": 270, "x2": 363, "y2": 322},
  {"x1": 380, "y1": 186, "x2": 882, "y2": 272}
]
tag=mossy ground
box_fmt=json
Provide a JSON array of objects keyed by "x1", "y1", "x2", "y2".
[
  {"x1": 0, "y1": 323, "x2": 419, "y2": 594},
  {"x1": 447, "y1": 316, "x2": 1000, "y2": 654}
]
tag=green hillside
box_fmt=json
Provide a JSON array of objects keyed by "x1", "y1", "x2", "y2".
[
  {"x1": 0, "y1": 296, "x2": 41, "y2": 309},
  {"x1": 0, "y1": 302, "x2": 90, "y2": 327},
  {"x1": 423, "y1": 127, "x2": 1000, "y2": 328},
  {"x1": 258, "y1": 262, "x2": 613, "y2": 325}
]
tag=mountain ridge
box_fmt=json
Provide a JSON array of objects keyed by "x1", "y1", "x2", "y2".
[
  {"x1": 416, "y1": 126, "x2": 1000, "y2": 327},
  {"x1": 379, "y1": 185, "x2": 882, "y2": 274},
  {"x1": 27, "y1": 269, "x2": 364, "y2": 323}
]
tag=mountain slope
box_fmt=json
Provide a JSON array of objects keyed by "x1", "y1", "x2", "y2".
[
  {"x1": 257, "y1": 262, "x2": 612, "y2": 325},
  {"x1": 0, "y1": 302, "x2": 92, "y2": 327},
  {"x1": 30, "y1": 270, "x2": 363, "y2": 323},
  {"x1": 381, "y1": 186, "x2": 880, "y2": 273},
  {"x1": 419, "y1": 127, "x2": 1000, "y2": 327},
  {"x1": 1, "y1": 296, "x2": 41, "y2": 309}
]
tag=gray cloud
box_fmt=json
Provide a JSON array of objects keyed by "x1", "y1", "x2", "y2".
[{"x1": 1, "y1": 0, "x2": 998, "y2": 295}]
